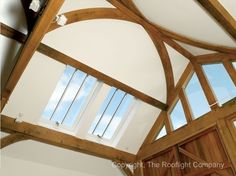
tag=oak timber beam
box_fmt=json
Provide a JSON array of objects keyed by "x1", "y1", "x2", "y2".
[
  {"x1": 197, "y1": 0, "x2": 236, "y2": 41},
  {"x1": 37, "y1": 44, "x2": 168, "y2": 110},
  {"x1": 195, "y1": 53, "x2": 236, "y2": 64},
  {"x1": 0, "y1": 133, "x2": 28, "y2": 149},
  {"x1": 48, "y1": 8, "x2": 135, "y2": 32},
  {"x1": 0, "y1": 22, "x2": 27, "y2": 43},
  {"x1": 1, "y1": 0, "x2": 65, "y2": 111},
  {"x1": 1, "y1": 115, "x2": 136, "y2": 162},
  {"x1": 137, "y1": 98, "x2": 236, "y2": 160}
]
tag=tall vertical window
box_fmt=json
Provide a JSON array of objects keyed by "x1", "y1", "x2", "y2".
[
  {"x1": 88, "y1": 87, "x2": 134, "y2": 140},
  {"x1": 202, "y1": 63, "x2": 236, "y2": 105},
  {"x1": 185, "y1": 73, "x2": 211, "y2": 119},
  {"x1": 170, "y1": 100, "x2": 187, "y2": 130},
  {"x1": 155, "y1": 125, "x2": 167, "y2": 140},
  {"x1": 42, "y1": 65, "x2": 97, "y2": 127}
]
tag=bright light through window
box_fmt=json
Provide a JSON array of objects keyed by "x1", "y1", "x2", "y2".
[
  {"x1": 88, "y1": 87, "x2": 134, "y2": 140},
  {"x1": 155, "y1": 125, "x2": 167, "y2": 140},
  {"x1": 233, "y1": 62, "x2": 236, "y2": 69},
  {"x1": 42, "y1": 65, "x2": 97, "y2": 127},
  {"x1": 170, "y1": 100, "x2": 187, "y2": 130},
  {"x1": 185, "y1": 73, "x2": 211, "y2": 119},
  {"x1": 202, "y1": 63, "x2": 236, "y2": 105}
]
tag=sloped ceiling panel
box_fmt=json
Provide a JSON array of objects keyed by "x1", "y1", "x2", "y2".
[
  {"x1": 133, "y1": 0, "x2": 236, "y2": 47},
  {"x1": 164, "y1": 43, "x2": 189, "y2": 85},
  {"x1": 43, "y1": 19, "x2": 167, "y2": 102},
  {"x1": 58, "y1": 0, "x2": 114, "y2": 14}
]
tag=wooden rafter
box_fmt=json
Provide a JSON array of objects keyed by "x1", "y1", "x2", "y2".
[
  {"x1": 195, "y1": 53, "x2": 236, "y2": 64},
  {"x1": 1, "y1": 115, "x2": 136, "y2": 162},
  {"x1": 48, "y1": 8, "x2": 135, "y2": 32},
  {"x1": 179, "y1": 89, "x2": 193, "y2": 123},
  {"x1": 37, "y1": 44, "x2": 168, "y2": 110},
  {"x1": 1, "y1": 0, "x2": 65, "y2": 111},
  {"x1": 197, "y1": 0, "x2": 236, "y2": 41},
  {"x1": 137, "y1": 98, "x2": 236, "y2": 160},
  {"x1": 0, "y1": 133, "x2": 28, "y2": 149}
]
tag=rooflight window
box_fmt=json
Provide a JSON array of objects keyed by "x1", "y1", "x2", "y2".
[
  {"x1": 202, "y1": 63, "x2": 236, "y2": 105},
  {"x1": 42, "y1": 65, "x2": 97, "y2": 127},
  {"x1": 185, "y1": 73, "x2": 211, "y2": 119},
  {"x1": 155, "y1": 125, "x2": 167, "y2": 140},
  {"x1": 89, "y1": 87, "x2": 134, "y2": 139},
  {"x1": 170, "y1": 100, "x2": 187, "y2": 130}
]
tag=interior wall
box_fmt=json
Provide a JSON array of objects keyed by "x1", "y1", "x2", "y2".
[{"x1": 0, "y1": 156, "x2": 95, "y2": 176}]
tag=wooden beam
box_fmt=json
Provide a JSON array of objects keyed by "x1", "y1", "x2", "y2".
[
  {"x1": 179, "y1": 89, "x2": 193, "y2": 123},
  {"x1": 1, "y1": 115, "x2": 136, "y2": 162},
  {"x1": 48, "y1": 8, "x2": 135, "y2": 32},
  {"x1": 1, "y1": 0, "x2": 65, "y2": 111},
  {"x1": 195, "y1": 53, "x2": 236, "y2": 64},
  {"x1": 37, "y1": 43, "x2": 168, "y2": 110},
  {"x1": 0, "y1": 22, "x2": 27, "y2": 43},
  {"x1": 137, "y1": 98, "x2": 236, "y2": 160},
  {"x1": 1, "y1": 133, "x2": 28, "y2": 149},
  {"x1": 197, "y1": 0, "x2": 236, "y2": 41},
  {"x1": 119, "y1": 165, "x2": 134, "y2": 176}
]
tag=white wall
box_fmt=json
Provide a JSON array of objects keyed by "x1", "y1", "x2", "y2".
[{"x1": 0, "y1": 156, "x2": 95, "y2": 176}]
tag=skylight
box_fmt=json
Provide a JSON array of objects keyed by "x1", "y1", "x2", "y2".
[
  {"x1": 42, "y1": 65, "x2": 97, "y2": 128},
  {"x1": 170, "y1": 100, "x2": 187, "y2": 130},
  {"x1": 88, "y1": 87, "x2": 134, "y2": 140},
  {"x1": 202, "y1": 63, "x2": 236, "y2": 105},
  {"x1": 185, "y1": 73, "x2": 211, "y2": 119},
  {"x1": 155, "y1": 125, "x2": 167, "y2": 140}
]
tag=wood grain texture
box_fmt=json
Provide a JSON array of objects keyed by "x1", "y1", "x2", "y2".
[
  {"x1": 1, "y1": 115, "x2": 136, "y2": 162},
  {"x1": 0, "y1": 133, "x2": 28, "y2": 149}
]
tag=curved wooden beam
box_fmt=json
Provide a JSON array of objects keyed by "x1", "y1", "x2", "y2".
[
  {"x1": 48, "y1": 8, "x2": 135, "y2": 32},
  {"x1": 1, "y1": 133, "x2": 28, "y2": 149},
  {"x1": 146, "y1": 29, "x2": 175, "y2": 103}
]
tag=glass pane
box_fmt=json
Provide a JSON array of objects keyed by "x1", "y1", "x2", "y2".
[
  {"x1": 170, "y1": 100, "x2": 187, "y2": 130},
  {"x1": 155, "y1": 126, "x2": 167, "y2": 140},
  {"x1": 88, "y1": 87, "x2": 117, "y2": 134},
  {"x1": 51, "y1": 70, "x2": 87, "y2": 123},
  {"x1": 42, "y1": 65, "x2": 76, "y2": 119},
  {"x1": 103, "y1": 94, "x2": 134, "y2": 139},
  {"x1": 185, "y1": 73, "x2": 211, "y2": 119},
  {"x1": 233, "y1": 62, "x2": 236, "y2": 69},
  {"x1": 203, "y1": 63, "x2": 236, "y2": 105},
  {"x1": 63, "y1": 76, "x2": 97, "y2": 127},
  {"x1": 93, "y1": 89, "x2": 126, "y2": 136}
]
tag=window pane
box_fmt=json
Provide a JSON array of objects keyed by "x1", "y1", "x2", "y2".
[
  {"x1": 89, "y1": 87, "x2": 134, "y2": 139},
  {"x1": 170, "y1": 100, "x2": 187, "y2": 130},
  {"x1": 93, "y1": 89, "x2": 126, "y2": 136},
  {"x1": 63, "y1": 76, "x2": 97, "y2": 127},
  {"x1": 233, "y1": 62, "x2": 236, "y2": 69},
  {"x1": 155, "y1": 126, "x2": 167, "y2": 140},
  {"x1": 51, "y1": 70, "x2": 87, "y2": 123},
  {"x1": 185, "y1": 73, "x2": 211, "y2": 119},
  {"x1": 203, "y1": 63, "x2": 236, "y2": 105},
  {"x1": 42, "y1": 65, "x2": 76, "y2": 119}
]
